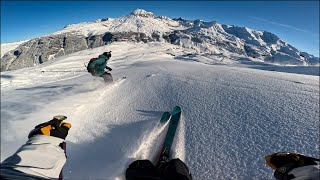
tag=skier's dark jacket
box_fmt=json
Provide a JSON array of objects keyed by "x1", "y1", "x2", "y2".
[{"x1": 87, "y1": 54, "x2": 110, "y2": 76}]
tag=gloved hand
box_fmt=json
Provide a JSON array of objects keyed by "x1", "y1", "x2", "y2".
[
  {"x1": 265, "y1": 152, "x2": 319, "y2": 179},
  {"x1": 28, "y1": 115, "x2": 71, "y2": 140},
  {"x1": 265, "y1": 152, "x2": 303, "y2": 170},
  {"x1": 105, "y1": 67, "x2": 112, "y2": 71}
]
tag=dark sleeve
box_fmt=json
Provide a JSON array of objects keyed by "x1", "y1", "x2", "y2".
[
  {"x1": 125, "y1": 160, "x2": 159, "y2": 180},
  {"x1": 158, "y1": 158, "x2": 192, "y2": 180}
]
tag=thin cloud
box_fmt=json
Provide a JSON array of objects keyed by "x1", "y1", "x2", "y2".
[
  {"x1": 302, "y1": 49, "x2": 319, "y2": 57},
  {"x1": 309, "y1": 50, "x2": 320, "y2": 55},
  {"x1": 250, "y1": 16, "x2": 319, "y2": 37}
]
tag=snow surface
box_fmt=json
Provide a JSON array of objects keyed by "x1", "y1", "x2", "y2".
[
  {"x1": 1, "y1": 42, "x2": 319, "y2": 179},
  {"x1": 1, "y1": 40, "x2": 28, "y2": 58}
]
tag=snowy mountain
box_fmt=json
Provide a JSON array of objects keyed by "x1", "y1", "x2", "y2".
[
  {"x1": 1, "y1": 42, "x2": 319, "y2": 179},
  {"x1": 54, "y1": 9, "x2": 184, "y2": 37},
  {"x1": 1, "y1": 9, "x2": 319, "y2": 71},
  {"x1": 0, "y1": 40, "x2": 28, "y2": 58}
]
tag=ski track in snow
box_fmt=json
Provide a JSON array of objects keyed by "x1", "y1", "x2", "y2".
[{"x1": 1, "y1": 42, "x2": 319, "y2": 179}]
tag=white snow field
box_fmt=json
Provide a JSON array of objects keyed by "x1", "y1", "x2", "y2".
[{"x1": 1, "y1": 42, "x2": 319, "y2": 179}]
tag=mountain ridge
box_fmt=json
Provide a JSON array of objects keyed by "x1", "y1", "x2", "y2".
[{"x1": 1, "y1": 9, "x2": 319, "y2": 71}]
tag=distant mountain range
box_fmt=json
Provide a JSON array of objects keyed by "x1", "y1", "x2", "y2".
[{"x1": 1, "y1": 9, "x2": 319, "y2": 71}]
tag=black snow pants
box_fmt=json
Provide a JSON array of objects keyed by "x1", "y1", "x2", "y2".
[{"x1": 100, "y1": 72, "x2": 113, "y2": 83}]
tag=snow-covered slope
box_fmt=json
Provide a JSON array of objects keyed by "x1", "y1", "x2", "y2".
[
  {"x1": 1, "y1": 42, "x2": 319, "y2": 179},
  {"x1": 1, "y1": 40, "x2": 28, "y2": 58}
]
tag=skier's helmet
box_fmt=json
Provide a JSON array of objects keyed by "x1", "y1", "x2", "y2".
[{"x1": 103, "y1": 51, "x2": 112, "y2": 58}]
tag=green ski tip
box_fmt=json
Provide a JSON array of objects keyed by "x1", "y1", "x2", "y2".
[
  {"x1": 172, "y1": 106, "x2": 181, "y2": 115},
  {"x1": 160, "y1": 112, "x2": 171, "y2": 124}
]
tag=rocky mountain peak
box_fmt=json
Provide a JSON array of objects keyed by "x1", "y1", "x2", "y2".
[
  {"x1": 130, "y1": 9, "x2": 156, "y2": 18},
  {"x1": 1, "y1": 9, "x2": 319, "y2": 71}
]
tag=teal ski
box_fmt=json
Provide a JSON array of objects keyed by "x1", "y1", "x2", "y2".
[
  {"x1": 157, "y1": 106, "x2": 182, "y2": 165},
  {"x1": 158, "y1": 112, "x2": 171, "y2": 126}
]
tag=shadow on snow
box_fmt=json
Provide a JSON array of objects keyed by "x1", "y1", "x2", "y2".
[
  {"x1": 65, "y1": 119, "x2": 158, "y2": 179},
  {"x1": 175, "y1": 54, "x2": 320, "y2": 76}
]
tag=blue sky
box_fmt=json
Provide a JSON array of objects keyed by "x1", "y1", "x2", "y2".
[{"x1": 1, "y1": 1, "x2": 319, "y2": 56}]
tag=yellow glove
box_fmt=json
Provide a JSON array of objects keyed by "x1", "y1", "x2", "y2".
[{"x1": 28, "y1": 115, "x2": 71, "y2": 140}]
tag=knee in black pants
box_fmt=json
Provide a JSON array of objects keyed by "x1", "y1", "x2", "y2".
[
  {"x1": 158, "y1": 158, "x2": 192, "y2": 180},
  {"x1": 101, "y1": 72, "x2": 113, "y2": 83}
]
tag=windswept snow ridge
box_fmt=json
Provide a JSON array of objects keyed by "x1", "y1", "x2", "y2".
[{"x1": 1, "y1": 42, "x2": 319, "y2": 179}]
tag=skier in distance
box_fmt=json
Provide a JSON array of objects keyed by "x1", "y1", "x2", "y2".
[{"x1": 86, "y1": 51, "x2": 113, "y2": 83}]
